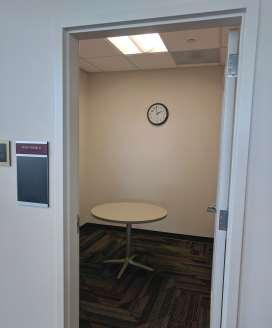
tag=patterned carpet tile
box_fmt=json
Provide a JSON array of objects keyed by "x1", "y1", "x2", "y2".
[{"x1": 80, "y1": 224, "x2": 213, "y2": 328}]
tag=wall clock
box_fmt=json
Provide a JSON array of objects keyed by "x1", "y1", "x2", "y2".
[{"x1": 147, "y1": 103, "x2": 169, "y2": 126}]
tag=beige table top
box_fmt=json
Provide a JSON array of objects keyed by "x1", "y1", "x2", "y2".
[{"x1": 91, "y1": 202, "x2": 167, "y2": 224}]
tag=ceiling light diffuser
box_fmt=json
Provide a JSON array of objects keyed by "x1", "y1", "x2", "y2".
[
  {"x1": 108, "y1": 33, "x2": 168, "y2": 55},
  {"x1": 130, "y1": 33, "x2": 168, "y2": 53},
  {"x1": 107, "y1": 36, "x2": 141, "y2": 55}
]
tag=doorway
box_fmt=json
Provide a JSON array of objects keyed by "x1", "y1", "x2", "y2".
[
  {"x1": 79, "y1": 28, "x2": 224, "y2": 325},
  {"x1": 63, "y1": 11, "x2": 258, "y2": 328}
]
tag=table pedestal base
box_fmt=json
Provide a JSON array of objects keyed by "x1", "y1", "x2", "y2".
[{"x1": 103, "y1": 223, "x2": 154, "y2": 279}]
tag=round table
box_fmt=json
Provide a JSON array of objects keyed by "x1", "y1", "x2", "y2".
[{"x1": 91, "y1": 202, "x2": 167, "y2": 279}]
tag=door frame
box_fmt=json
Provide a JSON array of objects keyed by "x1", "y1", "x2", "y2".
[{"x1": 61, "y1": 2, "x2": 259, "y2": 328}]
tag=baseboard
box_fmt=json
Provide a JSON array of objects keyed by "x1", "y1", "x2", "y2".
[{"x1": 81, "y1": 222, "x2": 214, "y2": 243}]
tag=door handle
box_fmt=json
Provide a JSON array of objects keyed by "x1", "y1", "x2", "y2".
[{"x1": 207, "y1": 205, "x2": 217, "y2": 214}]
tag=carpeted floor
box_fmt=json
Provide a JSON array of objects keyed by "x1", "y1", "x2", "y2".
[{"x1": 80, "y1": 223, "x2": 213, "y2": 328}]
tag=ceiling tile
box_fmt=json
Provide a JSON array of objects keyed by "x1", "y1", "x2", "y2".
[
  {"x1": 79, "y1": 38, "x2": 120, "y2": 58},
  {"x1": 129, "y1": 53, "x2": 176, "y2": 70},
  {"x1": 88, "y1": 56, "x2": 137, "y2": 71},
  {"x1": 161, "y1": 28, "x2": 221, "y2": 52},
  {"x1": 171, "y1": 49, "x2": 220, "y2": 65},
  {"x1": 79, "y1": 58, "x2": 101, "y2": 72}
]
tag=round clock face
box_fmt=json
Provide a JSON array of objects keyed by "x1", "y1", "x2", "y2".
[{"x1": 147, "y1": 103, "x2": 169, "y2": 126}]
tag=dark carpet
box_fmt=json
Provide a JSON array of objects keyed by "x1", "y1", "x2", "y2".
[{"x1": 80, "y1": 223, "x2": 213, "y2": 328}]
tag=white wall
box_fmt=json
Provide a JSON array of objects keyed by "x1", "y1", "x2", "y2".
[
  {"x1": 237, "y1": 1, "x2": 272, "y2": 327},
  {"x1": 0, "y1": 1, "x2": 271, "y2": 328},
  {"x1": 0, "y1": 4, "x2": 59, "y2": 328},
  {"x1": 79, "y1": 67, "x2": 223, "y2": 237}
]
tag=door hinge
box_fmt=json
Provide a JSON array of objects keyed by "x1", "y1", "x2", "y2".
[
  {"x1": 219, "y1": 210, "x2": 228, "y2": 231},
  {"x1": 227, "y1": 54, "x2": 238, "y2": 77}
]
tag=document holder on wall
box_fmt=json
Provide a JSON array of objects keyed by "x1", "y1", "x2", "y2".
[{"x1": 16, "y1": 141, "x2": 49, "y2": 207}]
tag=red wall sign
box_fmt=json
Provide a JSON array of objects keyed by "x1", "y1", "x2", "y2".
[{"x1": 16, "y1": 143, "x2": 48, "y2": 156}]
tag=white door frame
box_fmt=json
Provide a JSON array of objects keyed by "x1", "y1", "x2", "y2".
[
  {"x1": 211, "y1": 30, "x2": 240, "y2": 328},
  {"x1": 61, "y1": 2, "x2": 259, "y2": 328}
]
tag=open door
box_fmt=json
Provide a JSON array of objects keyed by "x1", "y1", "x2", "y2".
[{"x1": 210, "y1": 30, "x2": 239, "y2": 328}]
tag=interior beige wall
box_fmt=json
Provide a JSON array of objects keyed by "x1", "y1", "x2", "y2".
[{"x1": 79, "y1": 66, "x2": 223, "y2": 237}]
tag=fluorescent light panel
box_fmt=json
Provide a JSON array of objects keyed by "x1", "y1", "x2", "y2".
[
  {"x1": 131, "y1": 33, "x2": 167, "y2": 53},
  {"x1": 108, "y1": 33, "x2": 168, "y2": 55},
  {"x1": 108, "y1": 36, "x2": 141, "y2": 55}
]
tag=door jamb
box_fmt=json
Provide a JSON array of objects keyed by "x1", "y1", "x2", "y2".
[{"x1": 61, "y1": 4, "x2": 259, "y2": 328}]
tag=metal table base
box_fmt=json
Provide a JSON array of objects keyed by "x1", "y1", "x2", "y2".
[{"x1": 104, "y1": 223, "x2": 154, "y2": 279}]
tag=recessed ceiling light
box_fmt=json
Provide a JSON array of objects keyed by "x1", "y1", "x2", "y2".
[
  {"x1": 108, "y1": 33, "x2": 168, "y2": 55},
  {"x1": 108, "y1": 36, "x2": 141, "y2": 55}
]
